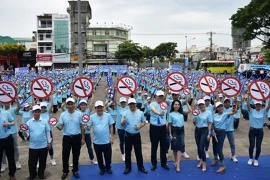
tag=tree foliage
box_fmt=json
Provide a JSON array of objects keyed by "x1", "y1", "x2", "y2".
[
  {"x1": 154, "y1": 42, "x2": 178, "y2": 61},
  {"x1": 264, "y1": 49, "x2": 270, "y2": 63},
  {"x1": 230, "y1": 0, "x2": 270, "y2": 48},
  {"x1": 0, "y1": 43, "x2": 25, "y2": 68}
]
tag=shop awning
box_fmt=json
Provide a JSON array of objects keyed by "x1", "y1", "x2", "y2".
[{"x1": 35, "y1": 62, "x2": 52, "y2": 67}]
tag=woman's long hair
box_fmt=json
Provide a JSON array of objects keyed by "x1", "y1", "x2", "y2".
[{"x1": 170, "y1": 100, "x2": 183, "y2": 114}]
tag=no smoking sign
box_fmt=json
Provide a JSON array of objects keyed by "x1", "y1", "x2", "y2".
[
  {"x1": 160, "y1": 102, "x2": 168, "y2": 110},
  {"x1": 220, "y1": 77, "x2": 241, "y2": 97},
  {"x1": 82, "y1": 114, "x2": 90, "y2": 123},
  {"x1": 49, "y1": 117, "x2": 58, "y2": 126}
]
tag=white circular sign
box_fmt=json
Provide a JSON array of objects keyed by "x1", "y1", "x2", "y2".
[
  {"x1": 220, "y1": 77, "x2": 241, "y2": 98},
  {"x1": 31, "y1": 77, "x2": 53, "y2": 99},
  {"x1": 0, "y1": 82, "x2": 18, "y2": 103},
  {"x1": 116, "y1": 76, "x2": 137, "y2": 96},
  {"x1": 72, "y1": 77, "x2": 94, "y2": 98},
  {"x1": 166, "y1": 72, "x2": 187, "y2": 92},
  {"x1": 198, "y1": 75, "x2": 218, "y2": 94},
  {"x1": 249, "y1": 80, "x2": 270, "y2": 101}
]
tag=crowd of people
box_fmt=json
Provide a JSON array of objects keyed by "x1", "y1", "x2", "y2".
[{"x1": 0, "y1": 67, "x2": 270, "y2": 180}]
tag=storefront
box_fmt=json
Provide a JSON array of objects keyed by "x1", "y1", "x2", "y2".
[
  {"x1": 35, "y1": 54, "x2": 53, "y2": 69},
  {"x1": 18, "y1": 51, "x2": 37, "y2": 68},
  {"x1": 0, "y1": 53, "x2": 20, "y2": 70}
]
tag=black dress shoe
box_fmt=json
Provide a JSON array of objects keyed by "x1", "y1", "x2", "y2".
[
  {"x1": 61, "y1": 173, "x2": 68, "y2": 180},
  {"x1": 161, "y1": 164, "x2": 170, "y2": 170},
  {"x1": 99, "y1": 169, "x2": 105, "y2": 175},
  {"x1": 123, "y1": 168, "x2": 131, "y2": 174},
  {"x1": 28, "y1": 176, "x2": 36, "y2": 180},
  {"x1": 139, "y1": 167, "x2": 148, "y2": 174},
  {"x1": 73, "y1": 172, "x2": 80, "y2": 179},
  {"x1": 106, "y1": 168, "x2": 113, "y2": 174},
  {"x1": 151, "y1": 165, "x2": 157, "y2": 171},
  {"x1": 38, "y1": 174, "x2": 46, "y2": 180}
]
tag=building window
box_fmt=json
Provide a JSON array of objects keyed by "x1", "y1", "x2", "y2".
[
  {"x1": 105, "y1": 30, "x2": 109, "y2": 35},
  {"x1": 46, "y1": 34, "x2": 51, "y2": 38},
  {"x1": 46, "y1": 47, "x2": 51, "y2": 50},
  {"x1": 92, "y1": 30, "x2": 96, "y2": 35},
  {"x1": 39, "y1": 47, "x2": 44, "y2": 53},
  {"x1": 39, "y1": 34, "x2": 43, "y2": 40},
  {"x1": 116, "y1": 31, "x2": 119, "y2": 36}
]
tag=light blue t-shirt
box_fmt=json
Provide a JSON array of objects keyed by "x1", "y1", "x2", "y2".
[
  {"x1": 40, "y1": 111, "x2": 52, "y2": 131},
  {"x1": 193, "y1": 111, "x2": 213, "y2": 128},
  {"x1": 116, "y1": 106, "x2": 129, "y2": 130},
  {"x1": 234, "y1": 108, "x2": 241, "y2": 119},
  {"x1": 19, "y1": 110, "x2": 33, "y2": 124},
  {"x1": 136, "y1": 94, "x2": 143, "y2": 104},
  {"x1": 0, "y1": 111, "x2": 13, "y2": 138},
  {"x1": 249, "y1": 109, "x2": 267, "y2": 129},
  {"x1": 89, "y1": 112, "x2": 114, "y2": 145},
  {"x1": 241, "y1": 100, "x2": 248, "y2": 111},
  {"x1": 107, "y1": 107, "x2": 117, "y2": 123},
  {"x1": 122, "y1": 110, "x2": 145, "y2": 134},
  {"x1": 206, "y1": 104, "x2": 214, "y2": 114},
  {"x1": 150, "y1": 101, "x2": 167, "y2": 126},
  {"x1": 2, "y1": 108, "x2": 18, "y2": 134},
  {"x1": 144, "y1": 102, "x2": 151, "y2": 113},
  {"x1": 224, "y1": 107, "x2": 234, "y2": 131},
  {"x1": 213, "y1": 112, "x2": 230, "y2": 130},
  {"x1": 168, "y1": 112, "x2": 184, "y2": 127},
  {"x1": 26, "y1": 118, "x2": 50, "y2": 149},
  {"x1": 58, "y1": 110, "x2": 82, "y2": 135}
]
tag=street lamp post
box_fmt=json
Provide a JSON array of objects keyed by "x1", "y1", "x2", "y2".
[{"x1": 185, "y1": 36, "x2": 196, "y2": 57}]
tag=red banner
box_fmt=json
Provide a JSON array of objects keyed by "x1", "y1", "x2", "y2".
[{"x1": 36, "y1": 54, "x2": 52, "y2": 62}]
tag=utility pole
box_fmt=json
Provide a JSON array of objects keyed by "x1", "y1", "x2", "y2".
[
  {"x1": 78, "y1": 0, "x2": 83, "y2": 76},
  {"x1": 207, "y1": 31, "x2": 214, "y2": 60}
]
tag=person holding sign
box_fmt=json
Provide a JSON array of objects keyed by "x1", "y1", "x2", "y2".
[
  {"x1": 211, "y1": 102, "x2": 237, "y2": 174},
  {"x1": 56, "y1": 98, "x2": 85, "y2": 179},
  {"x1": 24, "y1": 105, "x2": 51, "y2": 180},
  {"x1": 88, "y1": 101, "x2": 114, "y2": 175},
  {"x1": 193, "y1": 99, "x2": 213, "y2": 172},
  {"x1": 246, "y1": 93, "x2": 270, "y2": 167},
  {"x1": 149, "y1": 90, "x2": 170, "y2": 171},
  {"x1": 0, "y1": 110, "x2": 16, "y2": 180},
  {"x1": 18, "y1": 103, "x2": 33, "y2": 142},
  {"x1": 121, "y1": 98, "x2": 148, "y2": 174}
]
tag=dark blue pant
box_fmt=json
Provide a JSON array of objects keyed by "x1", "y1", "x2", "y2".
[
  {"x1": 241, "y1": 109, "x2": 249, "y2": 120},
  {"x1": 194, "y1": 127, "x2": 208, "y2": 162},
  {"x1": 249, "y1": 128, "x2": 264, "y2": 160},
  {"x1": 212, "y1": 129, "x2": 226, "y2": 166},
  {"x1": 117, "y1": 129, "x2": 125, "y2": 155},
  {"x1": 85, "y1": 133, "x2": 94, "y2": 160}
]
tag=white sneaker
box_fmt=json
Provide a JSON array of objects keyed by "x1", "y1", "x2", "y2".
[
  {"x1": 197, "y1": 155, "x2": 200, "y2": 161},
  {"x1": 91, "y1": 159, "x2": 98, "y2": 165},
  {"x1": 217, "y1": 155, "x2": 220, "y2": 160},
  {"x1": 231, "y1": 156, "x2": 238, "y2": 163},
  {"x1": 50, "y1": 159, "x2": 56, "y2": 166},
  {"x1": 166, "y1": 153, "x2": 169, "y2": 159},
  {"x1": 16, "y1": 162, "x2": 21, "y2": 170},
  {"x1": 1, "y1": 164, "x2": 7, "y2": 173},
  {"x1": 247, "y1": 159, "x2": 253, "y2": 165},
  {"x1": 205, "y1": 151, "x2": 209, "y2": 159},
  {"x1": 254, "y1": 160, "x2": 259, "y2": 167},
  {"x1": 36, "y1": 162, "x2": 39, "y2": 168},
  {"x1": 182, "y1": 152, "x2": 190, "y2": 159},
  {"x1": 70, "y1": 163, "x2": 73, "y2": 167},
  {"x1": 122, "y1": 154, "x2": 125, "y2": 162}
]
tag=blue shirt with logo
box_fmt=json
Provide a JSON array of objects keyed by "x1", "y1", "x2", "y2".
[
  {"x1": 58, "y1": 110, "x2": 82, "y2": 135},
  {"x1": 122, "y1": 110, "x2": 145, "y2": 134}
]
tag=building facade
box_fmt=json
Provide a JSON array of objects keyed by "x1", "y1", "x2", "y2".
[
  {"x1": 231, "y1": 27, "x2": 251, "y2": 51},
  {"x1": 86, "y1": 25, "x2": 129, "y2": 64},
  {"x1": 67, "y1": 0, "x2": 92, "y2": 64}
]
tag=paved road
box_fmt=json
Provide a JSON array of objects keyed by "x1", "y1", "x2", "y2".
[{"x1": 1, "y1": 76, "x2": 270, "y2": 180}]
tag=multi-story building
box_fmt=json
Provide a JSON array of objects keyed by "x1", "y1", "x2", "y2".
[
  {"x1": 264, "y1": 28, "x2": 270, "y2": 43},
  {"x1": 67, "y1": 0, "x2": 92, "y2": 64},
  {"x1": 231, "y1": 27, "x2": 251, "y2": 51},
  {"x1": 35, "y1": 13, "x2": 70, "y2": 67},
  {"x1": 86, "y1": 25, "x2": 130, "y2": 64}
]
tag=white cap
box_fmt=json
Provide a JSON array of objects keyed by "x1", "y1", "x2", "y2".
[
  {"x1": 66, "y1": 98, "x2": 75, "y2": 103},
  {"x1": 138, "y1": 91, "x2": 142, "y2": 93},
  {"x1": 156, "y1": 90, "x2": 164, "y2": 96},
  {"x1": 119, "y1": 97, "x2": 127, "y2": 102},
  {"x1": 147, "y1": 97, "x2": 151, "y2": 100},
  {"x1": 203, "y1": 96, "x2": 211, "y2": 101},
  {"x1": 79, "y1": 99, "x2": 88, "y2": 105},
  {"x1": 171, "y1": 91, "x2": 179, "y2": 95},
  {"x1": 218, "y1": 93, "x2": 223, "y2": 98},
  {"x1": 197, "y1": 99, "x2": 205, "y2": 105},
  {"x1": 144, "y1": 93, "x2": 148, "y2": 96},
  {"x1": 224, "y1": 98, "x2": 230, "y2": 102},
  {"x1": 95, "y1": 100, "x2": 104, "y2": 107},
  {"x1": 18, "y1": 94, "x2": 22, "y2": 98},
  {"x1": 24, "y1": 103, "x2": 30, "y2": 107},
  {"x1": 215, "y1": 102, "x2": 223, "y2": 108},
  {"x1": 128, "y1": 98, "x2": 136, "y2": 104},
  {"x1": 254, "y1": 100, "x2": 262, "y2": 105},
  {"x1": 40, "y1": 102, "x2": 47, "y2": 107},
  {"x1": 32, "y1": 105, "x2": 41, "y2": 111}
]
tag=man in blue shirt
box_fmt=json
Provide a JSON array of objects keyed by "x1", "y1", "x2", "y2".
[
  {"x1": 57, "y1": 98, "x2": 85, "y2": 179},
  {"x1": 89, "y1": 100, "x2": 114, "y2": 175},
  {"x1": 25, "y1": 105, "x2": 51, "y2": 180},
  {"x1": 0, "y1": 109, "x2": 16, "y2": 180},
  {"x1": 121, "y1": 98, "x2": 147, "y2": 174}
]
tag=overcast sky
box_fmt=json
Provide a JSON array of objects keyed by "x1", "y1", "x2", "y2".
[{"x1": 0, "y1": 0, "x2": 261, "y2": 51}]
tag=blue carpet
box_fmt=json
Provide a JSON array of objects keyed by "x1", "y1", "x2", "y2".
[{"x1": 73, "y1": 155, "x2": 270, "y2": 180}]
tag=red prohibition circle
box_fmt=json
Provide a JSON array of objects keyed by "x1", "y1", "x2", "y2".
[
  {"x1": 248, "y1": 80, "x2": 270, "y2": 101},
  {"x1": 82, "y1": 114, "x2": 90, "y2": 123},
  {"x1": 30, "y1": 77, "x2": 54, "y2": 99},
  {"x1": 19, "y1": 124, "x2": 29, "y2": 131},
  {"x1": 183, "y1": 88, "x2": 190, "y2": 95},
  {"x1": 220, "y1": 77, "x2": 242, "y2": 98},
  {"x1": 0, "y1": 81, "x2": 18, "y2": 103},
  {"x1": 116, "y1": 76, "x2": 137, "y2": 96},
  {"x1": 198, "y1": 74, "x2": 218, "y2": 94},
  {"x1": 160, "y1": 101, "x2": 168, "y2": 110},
  {"x1": 166, "y1": 72, "x2": 187, "y2": 92},
  {"x1": 72, "y1": 77, "x2": 94, "y2": 98},
  {"x1": 48, "y1": 117, "x2": 58, "y2": 126},
  {"x1": 192, "y1": 109, "x2": 200, "y2": 116}
]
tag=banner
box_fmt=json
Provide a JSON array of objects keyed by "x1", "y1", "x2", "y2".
[{"x1": 238, "y1": 64, "x2": 270, "y2": 73}]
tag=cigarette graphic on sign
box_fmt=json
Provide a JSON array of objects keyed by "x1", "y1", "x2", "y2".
[{"x1": 34, "y1": 87, "x2": 47, "y2": 91}]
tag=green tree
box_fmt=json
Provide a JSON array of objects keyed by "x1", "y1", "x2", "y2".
[
  {"x1": 115, "y1": 41, "x2": 143, "y2": 67},
  {"x1": 154, "y1": 42, "x2": 179, "y2": 61},
  {"x1": 0, "y1": 43, "x2": 25, "y2": 69},
  {"x1": 142, "y1": 46, "x2": 156, "y2": 67},
  {"x1": 230, "y1": 0, "x2": 270, "y2": 48},
  {"x1": 264, "y1": 49, "x2": 270, "y2": 63}
]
